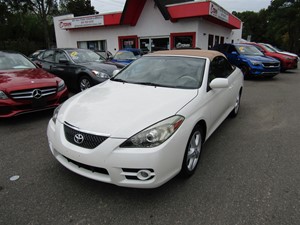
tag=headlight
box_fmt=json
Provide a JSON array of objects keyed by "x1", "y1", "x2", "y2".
[
  {"x1": 92, "y1": 70, "x2": 110, "y2": 79},
  {"x1": 0, "y1": 91, "x2": 8, "y2": 99},
  {"x1": 250, "y1": 60, "x2": 262, "y2": 66},
  {"x1": 57, "y1": 80, "x2": 65, "y2": 92},
  {"x1": 120, "y1": 115, "x2": 185, "y2": 148},
  {"x1": 283, "y1": 56, "x2": 293, "y2": 60},
  {"x1": 52, "y1": 104, "x2": 62, "y2": 124}
]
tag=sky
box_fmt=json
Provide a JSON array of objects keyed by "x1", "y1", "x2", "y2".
[{"x1": 91, "y1": 0, "x2": 271, "y2": 14}]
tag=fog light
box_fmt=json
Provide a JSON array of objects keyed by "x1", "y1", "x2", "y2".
[{"x1": 137, "y1": 170, "x2": 152, "y2": 180}]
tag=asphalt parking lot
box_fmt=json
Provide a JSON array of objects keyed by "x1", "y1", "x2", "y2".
[{"x1": 1, "y1": 67, "x2": 300, "y2": 225}]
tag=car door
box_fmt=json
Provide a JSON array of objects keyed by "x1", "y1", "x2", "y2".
[
  {"x1": 203, "y1": 56, "x2": 234, "y2": 134},
  {"x1": 220, "y1": 57, "x2": 241, "y2": 108},
  {"x1": 37, "y1": 50, "x2": 55, "y2": 72},
  {"x1": 51, "y1": 50, "x2": 77, "y2": 89}
]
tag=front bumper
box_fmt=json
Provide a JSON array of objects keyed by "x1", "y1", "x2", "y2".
[
  {"x1": 47, "y1": 119, "x2": 189, "y2": 188},
  {"x1": 281, "y1": 59, "x2": 298, "y2": 70},
  {"x1": 249, "y1": 65, "x2": 280, "y2": 76},
  {"x1": 0, "y1": 88, "x2": 68, "y2": 118}
]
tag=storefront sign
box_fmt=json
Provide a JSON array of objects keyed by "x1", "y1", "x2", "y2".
[
  {"x1": 209, "y1": 2, "x2": 229, "y2": 23},
  {"x1": 59, "y1": 15, "x2": 104, "y2": 29}
]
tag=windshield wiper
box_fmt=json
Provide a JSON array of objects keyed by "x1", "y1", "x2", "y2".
[
  {"x1": 133, "y1": 82, "x2": 173, "y2": 88},
  {"x1": 111, "y1": 78, "x2": 128, "y2": 83}
]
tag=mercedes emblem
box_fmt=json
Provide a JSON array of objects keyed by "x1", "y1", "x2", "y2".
[{"x1": 32, "y1": 89, "x2": 42, "y2": 99}]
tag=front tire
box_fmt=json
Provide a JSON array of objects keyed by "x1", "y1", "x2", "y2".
[
  {"x1": 240, "y1": 65, "x2": 251, "y2": 79},
  {"x1": 79, "y1": 76, "x2": 92, "y2": 91},
  {"x1": 180, "y1": 126, "x2": 204, "y2": 177}
]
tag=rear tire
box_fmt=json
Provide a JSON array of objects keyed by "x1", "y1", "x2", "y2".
[{"x1": 180, "y1": 126, "x2": 204, "y2": 177}]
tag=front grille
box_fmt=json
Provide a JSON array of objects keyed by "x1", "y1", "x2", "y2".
[
  {"x1": 10, "y1": 87, "x2": 57, "y2": 99},
  {"x1": 64, "y1": 123, "x2": 108, "y2": 149},
  {"x1": 262, "y1": 62, "x2": 280, "y2": 68},
  {"x1": 62, "y1": 155, "x2": 109, "y2": 175}
]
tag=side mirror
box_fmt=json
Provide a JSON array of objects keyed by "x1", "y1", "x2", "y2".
[
  {"x1": 35, "y1": 62, "x2": 42, "y2": 68},
  {"x1": 209, "y1": 78, "x2": 229, "y2": 89},
  {"x1": 59, "y1": 58, "x2": 69, "y2": 64},
  {"x1": 231, "y1": 51, "x2": 238, "y2": 55},
  {"x1": 112, "y1": 70, "x2": 120, "y2": 76}
]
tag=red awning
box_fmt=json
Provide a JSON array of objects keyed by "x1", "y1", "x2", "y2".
[{"x1": 167, "y1": 1, "x2": 241, "y2": 29}]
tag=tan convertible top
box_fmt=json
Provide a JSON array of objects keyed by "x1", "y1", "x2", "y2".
[{"x1": 149, "y1": 49, "x2": 225, "y2": 61}]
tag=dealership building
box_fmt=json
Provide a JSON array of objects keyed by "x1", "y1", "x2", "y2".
[{"x1": 53, "y1": 0, "x2": 242, "y2": 54}]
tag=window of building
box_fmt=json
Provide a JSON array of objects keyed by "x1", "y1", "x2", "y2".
[
  {"x1": 170, "y1": 32, "x2": 196, "y2": 49},
  {"x1": 140, "y1": 38, "x2": 150, "y2": 53},
  {"x1": 220, "y1": 36, "x2": 225, "y2": 44},
  {"x1": 77, "y1": 40, "x2": 107, "y2": 51},
  {"x1": 118, "y1": 36, "x2": 138, "y2": 49},
  {"x1": 215, "y1": 36, "x2": 220, "y2": 45},
  {"x1": 139, "y1": 37, "x2": 169, "y2": 53},
  {"x1": 208, "y1": 34, "x2": 214, "y2": 49}
]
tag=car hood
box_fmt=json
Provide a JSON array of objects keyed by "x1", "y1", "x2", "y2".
[
  {"x1": 278, "y1": 51, "x2": 298, "y2": 59},
  {"x1": 77, "y1": 62, "x2": 117, "y2": 76},
  {"x1": 243, "y1": 55, "x2": 279, "y2": 62},
  {"x1": 58, "y1": 80, "x2": 197, "y2": 138},
  {"x1": 0, "y1": 68, "x2": 60, "y2": 91},
  {"x1": 111, "y1": 59, "x2": 133, "y2": 65}
]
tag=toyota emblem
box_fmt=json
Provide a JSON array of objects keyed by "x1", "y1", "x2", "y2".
[
  {"x1": 32, "y1": 89, "x2": 42, "y2": 99},
  {"x1": 74, "y1": 133, "x2": 84, "y2": 144}
]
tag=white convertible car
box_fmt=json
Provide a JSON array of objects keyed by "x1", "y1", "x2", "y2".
[{"x1": 47, "y1": 50, "x2": 244, "y2": 188}]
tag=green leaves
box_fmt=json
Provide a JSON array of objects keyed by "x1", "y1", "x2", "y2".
[{"x1": 234, "y1": 0, "x2": 300, "y2": 52}]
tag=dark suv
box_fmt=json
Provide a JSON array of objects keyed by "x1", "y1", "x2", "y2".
[
  {"x1": 35, "y1": 48, "x2": 120, "y2": 92},
  {"x1": 213, "y1": 43, "x2": 280, "y2": 78}
]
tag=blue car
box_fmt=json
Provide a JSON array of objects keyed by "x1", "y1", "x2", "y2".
[
  {"x1": 110, "y1": 48, "x2": 143, "y2": 66},
  {"x1": 213, "y1": 43, "x2": 280, "y2": 78}
]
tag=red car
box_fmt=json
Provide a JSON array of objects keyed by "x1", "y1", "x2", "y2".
[
  {"x1": 246, "y1": 43, "x2": 298, "y2": 71},
  {"x1": 0, "y1": 51, "x2": 68, "y2": 118}
]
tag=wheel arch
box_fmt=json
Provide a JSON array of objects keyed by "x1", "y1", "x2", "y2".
[
  {"x1": 194, "y1": 120, "x2": 207, "y2": 144},
  {"x1": 77, "y1": 72, "x2": 93, "y2": 91},
  {"x1": 77, "y1": 72, "x2": 91, "y2": 83}
]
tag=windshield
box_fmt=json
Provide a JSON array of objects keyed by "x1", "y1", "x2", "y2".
[
  {"x1": 262, "y1": 44, "x2": 276, "y2": 53},
  {"x1": 66, "y1": 49, "x2": 104, "y2": 63},
  {"x1": 112, "y1": 56, "x2": 206, "y2": 89},
  {"x1": 236, "y1": 45, "x2": 264, "y2": 56},
  {"x1": 264, "y1": 44, "x2": 281, "y2": 52},
  {"x1": 113, "y1": 51, "x2": 138, "y2": 60},
  {"x1": 0, "y1": 53, "x2": 36, "y2": 70}
]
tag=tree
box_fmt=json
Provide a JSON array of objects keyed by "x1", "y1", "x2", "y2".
[
  {"x1": 25, "y1": 0, "x2": 59, "y2": 48},
  {"x1": 267, "y1": 0, "x2": 300, "y2": 51},
  {"x1": 233, "y1": 0, "x2": 300, "y2": 53},
  {"x1": 60, "y1": 0, "x2": 96, "y2": 17}
]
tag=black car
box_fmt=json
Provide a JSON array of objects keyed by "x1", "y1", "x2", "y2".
[
  {"x1": 35, "y1": 48, "x2": 120, "y2": 92},
  {"x1": 28, "y1": 49, "x2": 45, "y2": 61}
]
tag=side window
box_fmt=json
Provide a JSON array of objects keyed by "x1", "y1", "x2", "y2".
[
  {"x1": 41, "y1": 50, "x2": 55, "y2": 62},
  {"x1": 207, "y1": 56, "x2": 234, "y2": 91},
  {"x1": 55, "y1": 51, "x2": 68, "y2": 63}
]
